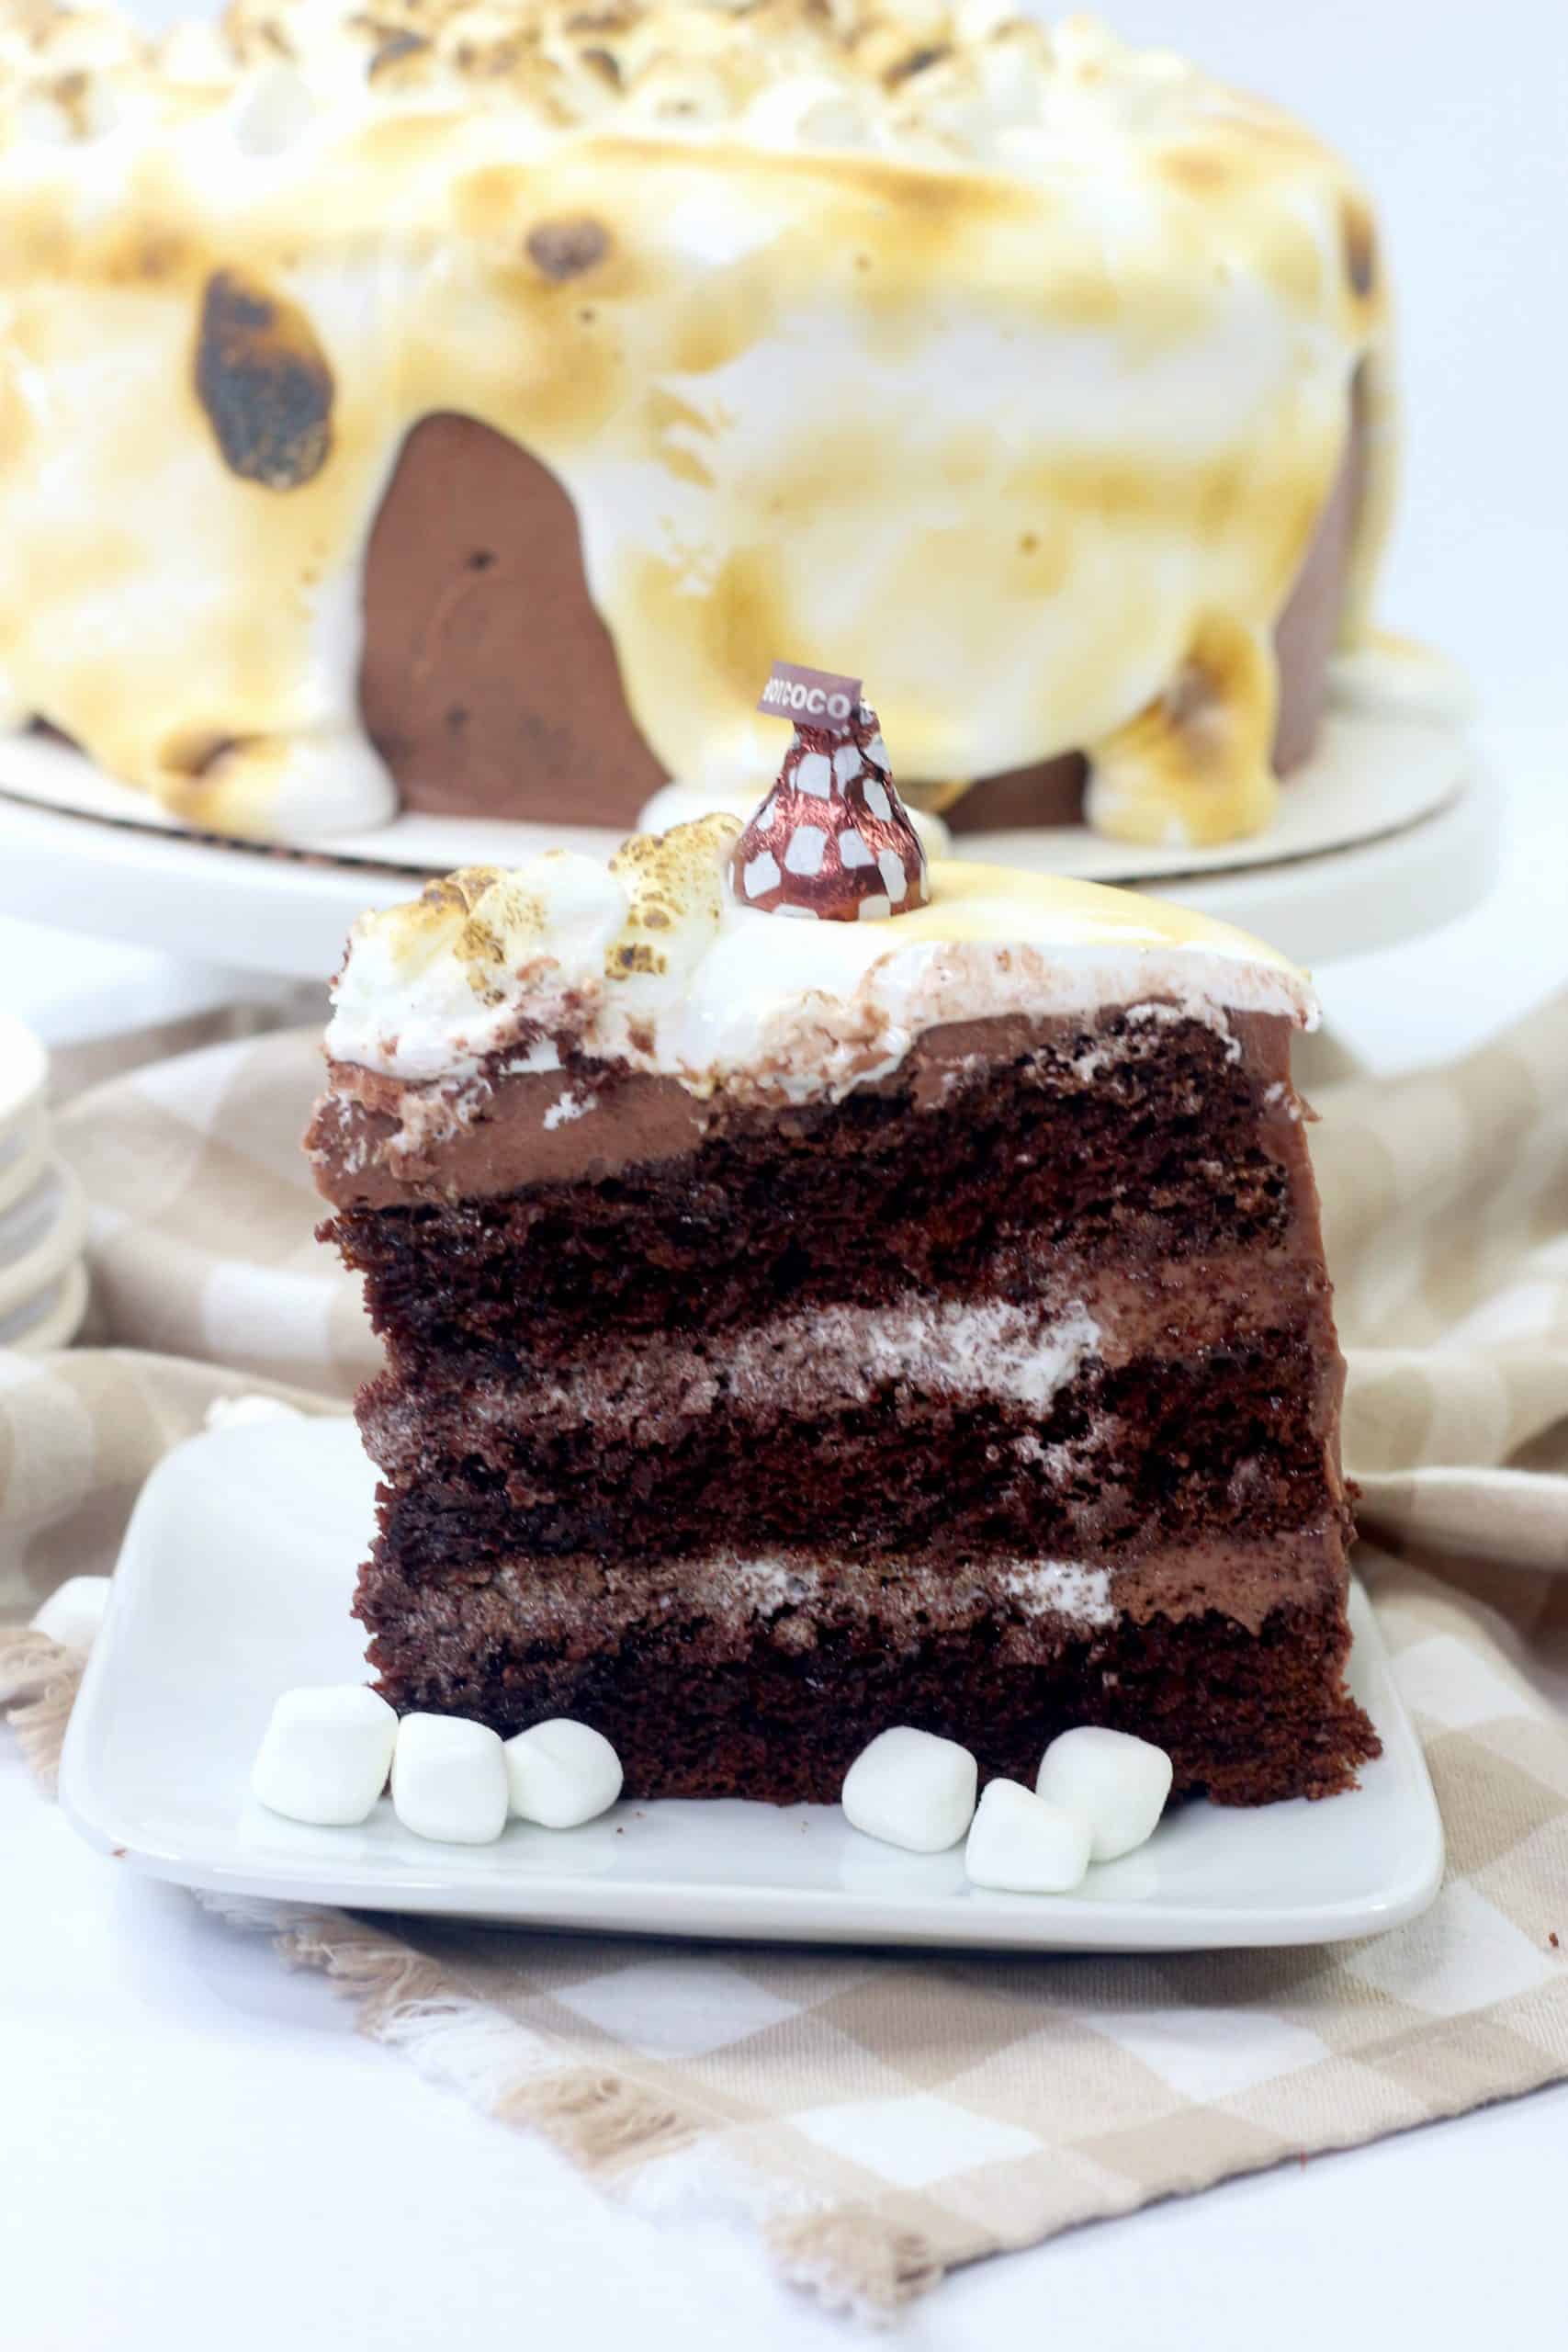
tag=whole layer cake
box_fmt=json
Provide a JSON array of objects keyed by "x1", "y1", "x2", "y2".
[
  {"x1": 308, "y1": 706, "x2": 1378, "y2": 1804},
  {"x1": 0, "y1": 3, "x2": 1392, "y2": 849}
]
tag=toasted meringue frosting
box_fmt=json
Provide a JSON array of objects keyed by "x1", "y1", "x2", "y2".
[
  {"x1": 324, "y1": 820, "x2": 1316, "y2": 1096},
  {"x1": 0, "y1": 5, "x2": 1392, "y2": 848}
]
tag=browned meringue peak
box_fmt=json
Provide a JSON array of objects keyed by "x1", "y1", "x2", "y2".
[{"x1": 323, "y1": 824, "x2": 1315, "y2": 1092}]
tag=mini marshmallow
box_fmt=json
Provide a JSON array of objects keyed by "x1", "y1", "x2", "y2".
[
  {"x1": 391, "y1": 1713, "x2": 509, "y2": 1845},
  {"x1": 205, "y1": 1394, "x2": 305, "y2": 1430},
  {"x1": 1036, "y1": 1726, "x2": 1174, "y2": 1860},
  {"x1": 29, "y1": 1574, "x2": 111, "y2": 1653},
  {"x1": 964, "y1": 1779, "x2": 1091, "y2": 1894},
  {"x1": 250, "y1": 1685, "x2": 397, "y2": 1826},
  {"x1": 841, "y1": 1726, "x2": 977, "y2": 1853},
  {"x1": 504, "y1": 1718, "x2": 623, "y2": 1828}
]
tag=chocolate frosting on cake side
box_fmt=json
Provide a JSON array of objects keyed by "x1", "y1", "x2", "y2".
[{"x1": 359, "y1": 412, "x2": 670, "y2": 826}]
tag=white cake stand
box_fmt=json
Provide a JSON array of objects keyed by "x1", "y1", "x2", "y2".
[{"x1": 0, "y1": 659, "x2": 1495, "y2": 983}]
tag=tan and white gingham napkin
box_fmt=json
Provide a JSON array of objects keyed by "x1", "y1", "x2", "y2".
[{"x1": 4, "y1": 1005, "x2": 1566, "y2": 2314}]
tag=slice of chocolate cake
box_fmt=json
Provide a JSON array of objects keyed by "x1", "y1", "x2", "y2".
[{"x1": 307, "y1": 691, "x2": 1377, "y2": 1807}]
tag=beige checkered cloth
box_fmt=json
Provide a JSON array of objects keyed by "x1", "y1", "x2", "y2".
[{"x1": 5, "y1": 1008, "x2": 1567, "y2": 2313}]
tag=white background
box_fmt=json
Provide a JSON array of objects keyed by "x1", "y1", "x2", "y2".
[{"x1": 5, "y1": 5, "x2": 1568, "y2": 2348}]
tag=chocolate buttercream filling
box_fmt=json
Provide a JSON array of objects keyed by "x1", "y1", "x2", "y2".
[{"x1": 308, "y1": 1005, "x2": 1298, "y2": 1208}]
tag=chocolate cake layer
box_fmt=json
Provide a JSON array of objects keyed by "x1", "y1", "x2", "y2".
[
  {"x1": 358, "y1": 1561, "x2": 1377, "y2": 1807},
  {"x1": 316, "y1": 1011, "x2": 1313, "y2": 1369},
  {"x1": 360, "y1": 1336, "x2": 1342, "y2": 1565}
]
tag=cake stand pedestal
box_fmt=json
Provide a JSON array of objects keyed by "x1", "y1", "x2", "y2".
[
  {"x1": 0, "y1": 761, "x2": 1498, "y2": 986},
  {"x1": 0, "y1": 660, "x2": 1495, "y2": 984}
]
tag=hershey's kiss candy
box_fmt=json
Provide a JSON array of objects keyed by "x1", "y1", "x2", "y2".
[{"x1": 732, "y1": 662, "x2": 930, "y2": 923}]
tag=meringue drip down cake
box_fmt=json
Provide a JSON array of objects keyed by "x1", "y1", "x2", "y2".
[{"x1": 308, "y1": 698, "x2": 1378, "y2": 1807}]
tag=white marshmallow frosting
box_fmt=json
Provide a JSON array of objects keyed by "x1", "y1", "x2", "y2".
[
  {"x1": 0, "y1": 4, "x2": 1393, "y2": 851},
  {"x1": 324, "y1": 817, "x2": 1316, "y2": 1095}
]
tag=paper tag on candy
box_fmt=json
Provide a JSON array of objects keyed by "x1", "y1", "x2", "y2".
[{"x1": 756, "y1": 661, "x2": 863, "y2": 729}]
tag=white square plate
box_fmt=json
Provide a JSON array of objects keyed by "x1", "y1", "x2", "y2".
[{"x1": 61, "y1": 1419, "x2": 1444, "y2": 1951}]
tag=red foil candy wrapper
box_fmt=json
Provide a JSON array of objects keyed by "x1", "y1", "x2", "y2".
[{"x1": 730, "y1": 704, "x2": 930, "y2": 923}]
